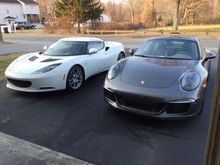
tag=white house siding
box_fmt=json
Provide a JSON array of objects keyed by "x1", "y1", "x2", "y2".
[
  {"x1": 19, "y1": 1, "x2": 40, "y2": 22},
  {"x1": 0, "y1": 3, "x2": 24, "y2": 24},
  {"x1": 0, "y1": 1, "x2": 40, "y2": 24},
  {"x1": 19, "y1": 1, "x2": 40, "y2": 15},
  {"x1": 100, "y1": 14, "x2": 111, "y2": 23}
]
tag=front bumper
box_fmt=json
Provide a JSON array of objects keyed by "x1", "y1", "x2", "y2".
[
  {"x1": 5, "y1": 69, "x2": 66, "y2": 92},
  {"x1": 104, "y1": 86, "x2": 204, "y2": 119}
]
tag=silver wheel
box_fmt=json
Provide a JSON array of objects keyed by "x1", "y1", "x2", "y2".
[{"x1": 67, "y1": 65, "x2": 84, "y2": 90}]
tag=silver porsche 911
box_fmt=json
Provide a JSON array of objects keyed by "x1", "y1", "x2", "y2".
[{"x1": 104, "y1": 36, "x2": 216, "y2": 119}]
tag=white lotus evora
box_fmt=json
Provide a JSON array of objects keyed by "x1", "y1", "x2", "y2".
[{"x1": 5, "y1": 37, "x2": 125, "y2": 92}]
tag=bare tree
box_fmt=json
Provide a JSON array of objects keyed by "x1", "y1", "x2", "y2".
[
  {"x1": 182, "y1": 0, "x2": 208, "y2": 25},
  {"x1": 173, "y1": 0, "x2": 181, "y2": 31},
  {"x1": 127, "y1": 0, "x2": 135, "y2": 23}
]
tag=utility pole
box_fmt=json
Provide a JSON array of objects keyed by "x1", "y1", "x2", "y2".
[
  {"x1": 204, "y1": 42, "x2": 220, "y2": 165},
  {"x1": 173, "y1": 0, "x2": 180, "y2": 31}
]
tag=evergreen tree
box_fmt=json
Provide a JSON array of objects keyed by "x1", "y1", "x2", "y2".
[{"x1": 53, "y1": 0, "x2": 104, "y2": 33}]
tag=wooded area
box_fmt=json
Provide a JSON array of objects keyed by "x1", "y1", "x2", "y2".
[
  {"x1": 104, "y1": 0, "x2": 219, "y2": 28},
  {"x1": 36, "y1": 0, "x2": 220, "y2": 32}
]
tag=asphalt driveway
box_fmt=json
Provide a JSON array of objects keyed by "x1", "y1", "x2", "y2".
[{"x1": 0, "y1": 35, "x2": 219, "y2": 165}]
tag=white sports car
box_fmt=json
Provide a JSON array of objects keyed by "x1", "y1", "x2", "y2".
[{"x1": 5, "y1": 37, "x2": 125, "y2": 92}]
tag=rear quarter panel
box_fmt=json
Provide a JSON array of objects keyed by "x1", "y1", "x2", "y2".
[{"x1": 105, "y1": 41, "x2": 125, "y2": 66}]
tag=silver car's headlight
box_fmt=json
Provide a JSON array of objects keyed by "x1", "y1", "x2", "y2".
[
  {"x1": 107, "y1": 64, "x2": 120, "y2": 80},
  {"x1": 34, "y1": 63, "x2": 62, "y2": 74},
  {"x1": 181, "y1": 72, "x2": 201, "y2": 91}
]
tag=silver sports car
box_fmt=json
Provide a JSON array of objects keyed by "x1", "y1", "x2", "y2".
[{"x1": 104, "y1": 36, "x2": 216, "y2": 119}]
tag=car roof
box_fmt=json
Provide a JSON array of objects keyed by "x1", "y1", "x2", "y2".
[
  {"x1": 61, "y1": 37, "x2": 103, "y2": 42},
  {"x1": 148, "y1": 35, "x2": 199, "y2": 42}
]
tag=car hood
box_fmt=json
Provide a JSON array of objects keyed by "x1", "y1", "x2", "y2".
[
  {"x1": 120, "y1": 56, "x2": 198, "y2": 88},
  {"x1": 8, "y1": 52, "x2": 82, "y2": 74}
]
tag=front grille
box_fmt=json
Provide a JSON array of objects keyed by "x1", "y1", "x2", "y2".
[
  {"x1": 167, "y1": 103, "x2": 190, "y2": 113},
  {"x1": 104, "y1": 89, "x2": 116, "y2": 102},
  {"x1": 7, "y1": 78, "x2": 32, "y2": 88},
  {"x1": 39, "y1": 87, "x2": 54, "y2": 90},
  {"x1": 117, "y1": 96, "x2": 166, "y2": 113}
]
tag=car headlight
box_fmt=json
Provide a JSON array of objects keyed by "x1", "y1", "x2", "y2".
[
  {"x1": 107, "y1": 64, "x2": 120, "y2": 80},
  {"x1": 181, "y1": 72, "x2": 201, "y2": 91},
  {"x1": 34, "y1": 63, "x2": 62, "y2": 74}
]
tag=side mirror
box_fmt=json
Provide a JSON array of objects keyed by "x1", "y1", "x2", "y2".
[
  {"x1": 88, "y1": 48, "x2": 98, "y2": 54},
  {"x1": 43, "y1": 45, "x2": 48, "y2": 51},
  {"x1": 205, "y1": 49, "x2": 216, "y2": 61},
  {"x1": 129, "y1": 48, "x2": 137, "y2": 56},
  {"x1": 105, "y1": 47, "x2": 110, "y2": 51},
  {"x1": 39, "y1": 45, "x2": 48, "y2": 54}
]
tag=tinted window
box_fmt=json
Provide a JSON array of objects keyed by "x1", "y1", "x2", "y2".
[
  {"x1": 135, "y1": 39, "x2": 199, "y2": 60},
  {"x1": 44, "y1": 41, "x2": 87, "y2": 56},
  {"x1": 87, "y1": 41, "x2": 104, "y2": 51}
]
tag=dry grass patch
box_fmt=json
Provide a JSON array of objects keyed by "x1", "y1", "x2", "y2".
[{"x1": 0, "y1": 53, "x2": 21, "y2": 81}]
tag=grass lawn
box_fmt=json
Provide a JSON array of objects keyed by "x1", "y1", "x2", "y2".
[
  {"x1": 151, "y1": 24, "x2": 220, "y2": 31},
  {"x1": 0, "y1": 41, "x2": 12, "y2": 46},
  {"x1": 0, "y1": 54, "x2": 21, "y2": 81}
]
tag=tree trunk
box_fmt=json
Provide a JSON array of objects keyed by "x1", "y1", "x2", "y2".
[
  {"x1": 129, "y1": 1, "x2": 134, "y2": 23},
  {"x1": 173, "y1": 0, "x2": 180, "y2": 31},
  {"x1": 77, "y1": 21, "x2": 81, "y2": 33},
  {"x1": 0, "y1": 25, "x2": 3, "y2": 42}
]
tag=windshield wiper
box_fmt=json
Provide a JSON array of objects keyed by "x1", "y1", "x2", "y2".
[{"x1": 134, "y1": 54, "x2": 147, "y2": 57}]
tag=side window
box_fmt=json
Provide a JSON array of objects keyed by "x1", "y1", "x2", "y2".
[{"x1": 87, "y1": 41, "x2": 104, "y2": 51}]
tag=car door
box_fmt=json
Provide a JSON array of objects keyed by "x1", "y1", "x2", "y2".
[{"x1": 86, "y1": 41, "x2": 109, "y2": 76}]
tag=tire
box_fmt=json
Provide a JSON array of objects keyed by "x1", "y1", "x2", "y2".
[
  {"x1": 66, "y1": 65, "x2": 84, "y2": 91},
  {"x1": 117, "y1": 52, "x2": 125, "y2": 61}
]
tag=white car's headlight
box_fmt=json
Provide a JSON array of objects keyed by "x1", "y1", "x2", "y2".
[
  {"x1": 181, "y1": 72, "x2": 201, "y2": 91},
  {"x1": 34, "y1": 63, "x2": 62, "y2": 74},
  {"x1": 107, "y1": 64, "x2": 120, "y2": 80}
]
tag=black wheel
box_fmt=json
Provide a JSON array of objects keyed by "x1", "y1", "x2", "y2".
[
  {"x1": 117, "y1": 52, "x2": 125, "y2": 61},
  {"x1": 67, "y1": 65, "x2": 84, "y2": 90}
]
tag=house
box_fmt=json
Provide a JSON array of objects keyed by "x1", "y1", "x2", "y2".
[
  {"x1": 0, "y1": 0, "x2": 40, "y2": 25},
  {"x1": 100, "y1": 14, "x2": 111, "y2": 23}
]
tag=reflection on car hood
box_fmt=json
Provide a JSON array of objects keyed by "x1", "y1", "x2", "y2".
[
  {"x1": 120, "y1": 56, "x2": 199, "y2": 88},
  {"x1": 8, "y1": 52, "x2": 82, "y2": 74}
]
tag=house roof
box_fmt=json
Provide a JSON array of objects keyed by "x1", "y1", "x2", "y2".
[
  {"x1": 0, "y1": 0, "x2": 19, "y2": 3},
  {"x1": 5, "y1": 16, "x2": 16, "y2": 19},
  {"x1": 19, "y1": 0, "x2": 38, "y2": 4}
]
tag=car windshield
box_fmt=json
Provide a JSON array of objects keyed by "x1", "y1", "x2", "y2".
[
  {"x1": 134, "y1": 39, "x2": 199, "y2": 60},
  {"x1": 44, "y1": 40, "x2": 87, "y2": 56}
]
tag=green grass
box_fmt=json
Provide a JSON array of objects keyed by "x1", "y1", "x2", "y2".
[
  {"x1": 0, "y1": 41, "x2": 13, "y2": 45},
  {"x1": 0, "y1": 54, "x2": 21, "y2": 81}
]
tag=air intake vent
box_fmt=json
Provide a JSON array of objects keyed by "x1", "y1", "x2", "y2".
[
  {"x1": 29, "y1": 56, "x2": 39, "y2": 61},
  {"x1": 41, "y1": 59, "x2": 60, "y2": 62}
]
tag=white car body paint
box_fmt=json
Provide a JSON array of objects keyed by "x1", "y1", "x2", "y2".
[{"x1": 5, "y1": 37, "x2": 125, "y2": 92}]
